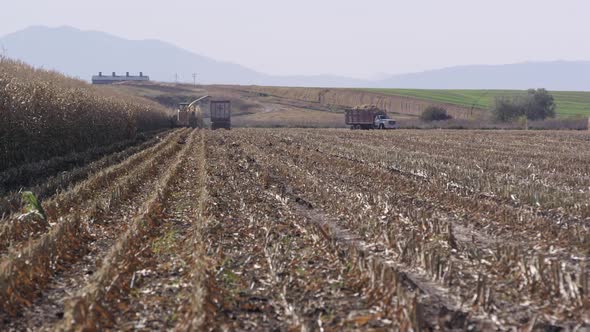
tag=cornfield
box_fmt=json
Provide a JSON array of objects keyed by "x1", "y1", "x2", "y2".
[
  {"x1": 0, "y1": 57, "x2": 171, "y2": 171},
  {"x1": 0, "y1": 108, "x2": 588, "y2": 329}
]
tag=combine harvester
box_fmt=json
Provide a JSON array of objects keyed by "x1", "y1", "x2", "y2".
[
  {"x1": 345, "y1": 105, "x2": 397, "y2": 130},
  {"x1": 177, "y1": 96, "x2": 209, "y2": 128},
  {"x1": 176, "y1": 96, "x2": 232, "y2": 130}
]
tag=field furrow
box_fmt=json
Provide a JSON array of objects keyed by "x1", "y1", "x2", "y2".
[
  {"x1": 109, "y1": 130, "x2": 208, "y2": 330},
  {"x1": 0, "y1": 128, "x2": 170, "y2": 202},
  {"x1": 0, "y1": 129, "x2": 185, "y2": 256},
  {"x1": 0, "y1": 129, "x2": 188, "y2": 325},
  {"x1": 59, "y1": 129, "x2": 197, "y2": 330},
  {"x1": 0, "y1": 129, "x2": 172, "y2": 220},
  {"x1": 175, "y1": 130, "x2": 209, "y2": 332}
]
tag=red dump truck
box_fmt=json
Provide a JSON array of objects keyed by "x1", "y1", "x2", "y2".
[
  {"x1": 345, "y1": 106, "x2": 397, "y2": 130},
  {"x1": 210, "y1": 100, "x2": 231, "y2": 130}
]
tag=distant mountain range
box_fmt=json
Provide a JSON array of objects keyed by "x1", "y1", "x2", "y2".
[
  {"x1": 1, "y1": 26, "x2": 589, "y2": 90},
  {"x1": 375, "y1": 62, "x2": 590, "y2": 91}
]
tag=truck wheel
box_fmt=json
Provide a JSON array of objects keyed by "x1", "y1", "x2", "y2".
[{"x1": 379, "y1": 124, "x2": 385, "y2": 129}]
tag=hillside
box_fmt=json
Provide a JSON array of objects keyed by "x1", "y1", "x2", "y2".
[
  {"x1": 0, "y1": 26, "x2": 268, "y2": 84},
  {"x1": 241, "y1": 86, "x2": 490, "y2": 120},
  {"x1": 116, "y1": 83, "x2": 589, "y2": 130},
  {"x1": 0, "y1": 26, "x2": 363, "y2": 87},
  {"x1": 372, "y1": 62, "x2": 590, "y2": 91},
  {"x1": 362, "y1": 89, "x2": 590, "y2": 117}
]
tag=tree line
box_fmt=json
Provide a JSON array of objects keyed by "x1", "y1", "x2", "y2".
[
  {"x1": 419, "y1": 88, "x2": 557, "y2": 123},
  {"x1": 492, "y1": 88, "x2": 556, "y2": 122}
]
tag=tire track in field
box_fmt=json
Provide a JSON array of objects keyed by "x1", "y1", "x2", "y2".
[
  {"x1": 110, "y1": 130, "x2": 208, "y2": 330},
  {"x1": 59, "y1": 130, "x2": 197, "y2": 330}
]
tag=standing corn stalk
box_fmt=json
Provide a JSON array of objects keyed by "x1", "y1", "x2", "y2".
[{"x1": 0, "y1": 58, "x2": 171, "y2": 171}]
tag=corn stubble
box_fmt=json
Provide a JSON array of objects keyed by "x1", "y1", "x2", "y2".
[
  {"x1": 0, "y1": 129, "x2": 186, "y2": 316},
  {"x1": 199, "y1": 128, "x2": 588, "y2": 330},
  {"x1": 0, "y1": 127, "x2": 587, "y2": 331},
  {"x1": 60, "y1": 130, "x2": 197, "y2": 330}
]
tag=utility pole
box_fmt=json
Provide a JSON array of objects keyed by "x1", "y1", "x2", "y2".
[
  {"x1": 0, "y1": 46, "x2": 7, "y2": 61},
  {"x1": 192, "y1": 73, "x2": 197, "y2": 86},
  {"x1": 175, "y1": 73, "x2": 178, "y2": 84}
]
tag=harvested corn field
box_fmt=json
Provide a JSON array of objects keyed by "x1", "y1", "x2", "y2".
[{"x1": 0, "y1": 128, "x2": 588, "y2": 331}]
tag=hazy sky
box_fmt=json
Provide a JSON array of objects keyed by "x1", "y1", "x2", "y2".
[{"x1": 1, "y1": 0, "x2": 589, "y2": 78}]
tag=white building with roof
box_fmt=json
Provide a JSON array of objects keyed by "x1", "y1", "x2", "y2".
[{"x1": 91, "y1": 72, "x2": 150, "y2": 84}]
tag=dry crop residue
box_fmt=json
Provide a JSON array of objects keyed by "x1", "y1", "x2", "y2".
[
  {"x1": 0, "y1": 128, "x2": 588, "y2": 331},
  {"x1": 200, "y1": 128, "x2": 589, "y2": 330}
]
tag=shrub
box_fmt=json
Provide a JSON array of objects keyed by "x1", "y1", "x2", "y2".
[
  {"x1": 421, "y1": 106, "x2": 452, "y2": 122},
  {"x1": 492, "y1": 96, "x2": 525, "y2": 122},
  {"x1": 525, "y1": 88, "x2": 556, "y2": 120},
  {"x1": 492, "y1": 89, "x2": 556, "y2": 122}
]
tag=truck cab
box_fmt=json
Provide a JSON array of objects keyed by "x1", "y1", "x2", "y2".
[{"x1": 374, "y1": 114, "x2": 397, "y2": 129}]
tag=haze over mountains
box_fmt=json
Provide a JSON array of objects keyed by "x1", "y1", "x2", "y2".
[{"x1": 1, "y1": 26, "x2": 589, "y2": 90}]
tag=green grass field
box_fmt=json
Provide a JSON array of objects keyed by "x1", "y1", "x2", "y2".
[{"x1": 361, "y1": 89, "x2": 590, "y2": 117}]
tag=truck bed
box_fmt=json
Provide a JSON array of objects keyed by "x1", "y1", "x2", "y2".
[{"x1": 345, "y1": 109, "x2": 377, "y2": 125}]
